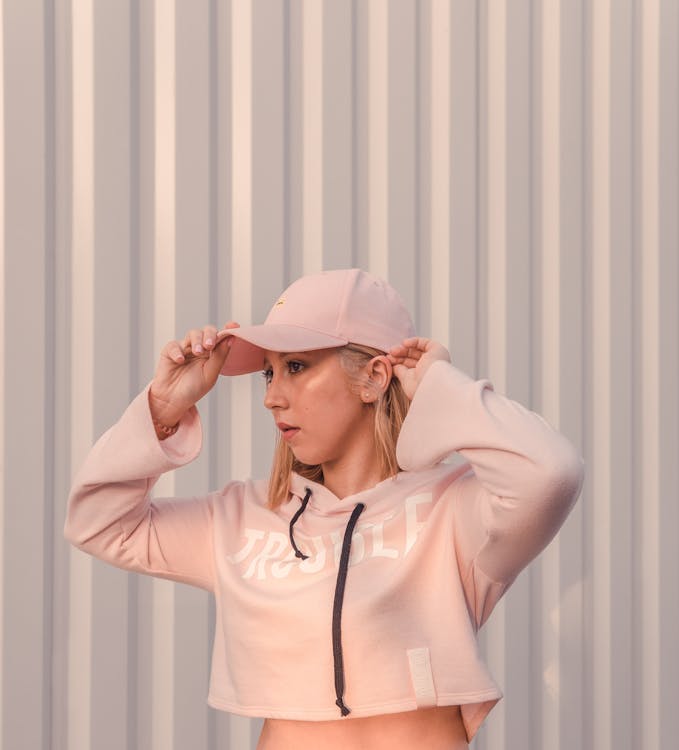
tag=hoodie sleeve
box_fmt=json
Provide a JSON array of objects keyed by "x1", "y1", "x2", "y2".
[
  {"x1": 396, "y1": 360, "x2": 584, "y2": 623},
  {"x1": 63, "y1": 385, "x2": 216, "y2": 592}
]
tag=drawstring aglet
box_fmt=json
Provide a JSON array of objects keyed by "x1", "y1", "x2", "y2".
[
  {"x1": 335, "y1": 698, "x2": 351, "y2": 717},
  {"x1": 294, "y1": 549, "x2": 309, "y2": 560}
]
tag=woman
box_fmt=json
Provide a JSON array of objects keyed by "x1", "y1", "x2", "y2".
[{"x1": 65, "y1": 268, "x2": 584, "y2": 749}]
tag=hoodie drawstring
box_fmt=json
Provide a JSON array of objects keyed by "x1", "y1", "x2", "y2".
[
  {"x1": 332, "y1": 501, "x2": 366, "y2": 716},
  {"x1": 288, "y1": 488, "x2": 311, "y2": 560},
  {"x1": 287, "y1": 488, "x2": 366, "y2": 717}
]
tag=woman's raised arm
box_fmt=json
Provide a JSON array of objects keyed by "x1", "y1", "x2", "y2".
[
  {"x1": 392, "y1": 347, "x2": 584, "y2": 619},
  {"x1": 63, "y1": 322, "x2": 240, "y2": 591}
]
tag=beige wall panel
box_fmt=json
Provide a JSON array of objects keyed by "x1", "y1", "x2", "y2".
[
  {"x1": 479, "y1": 2, "x2": 509, "y2": 746},
  {"x1": 135, "y1": 4, "x2": 160, "y2": 748},
  {"x1": 448, "y1": 0, "x2": 478, "y2": 375},
  {"x1": 655, "y1": 3, "x2": 679, "y2": 747},
  {"x1": 639, "y1": 5, "x2": 661, "y2": 749},
  {"x1": 321, "y1": 1, "x2": 353, "y2": 271},
  {"x1": 2, "y1": 1, "x2": 678, "y2": 748},
  {"x1": 589, "y1": 2, "x2": 613, "y2": 749},
  {"x1": 151, "y1": 3, "x2": 179, "y2": 748},
  {"x1": 172, "y1": 4, "x2": 213, "y2": 747},
  {"x1": 68, "y1": 1, "x2": 95, "y2": 748},
  {"x1": 0, "y1": 2, "x2": 5, "y2": 742},
  {"x1": 301, "y1": 0, "x2": 323, "y2": 274},
  {"x1": 538, "y1": 4, "x2": 563, "y2": 749},
  {"x1": 429, "y1": 0, "x2": 451, "y2": 347},
  {"x1": 368, "y1": 0, "x2": 388, "y2": 278},
  {"x1": 2, "y1": 0, "x2": 51, "y2": 743},
  {"x1": 51, "y1": 1, "x2": 73, "y2": 747}
]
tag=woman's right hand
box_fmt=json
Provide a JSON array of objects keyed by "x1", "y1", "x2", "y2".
[{"x1": 148, "y1": 321, "x2": 240, "y2": 429}]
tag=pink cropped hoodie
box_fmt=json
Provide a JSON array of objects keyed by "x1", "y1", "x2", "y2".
[{"x1": 64, "y1": 360, "x2": 584, "y2": 741}]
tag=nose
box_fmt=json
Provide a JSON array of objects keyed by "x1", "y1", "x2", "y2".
[{"x1": 263, "y1": 371, "x2": 289, "y2": 411}]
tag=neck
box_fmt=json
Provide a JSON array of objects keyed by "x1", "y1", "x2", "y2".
[
  {"x1": 319, "y1": 403, "x2": 386, "y2": 499},
  {"x1": 321, "y1": 451, "x2": 384, "y2": 500}
]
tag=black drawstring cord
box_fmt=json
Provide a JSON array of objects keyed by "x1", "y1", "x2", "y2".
[
  {"x1": 288, "y1": 488, "x2": 311, "y2": 560},
  {"x1": 289, "y1": 488, "x2": 365, "y2": 716},
  {"x1": 332, "y1": 502, "x2": 366, "y2": 717}
]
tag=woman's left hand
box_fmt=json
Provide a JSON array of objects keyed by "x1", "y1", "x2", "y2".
[{"x1": 387, "y1": 337, "x2": 451, "y2": 400}]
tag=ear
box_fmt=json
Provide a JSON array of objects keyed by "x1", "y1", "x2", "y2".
[{"x1": 361, "y1": 356, "x2": 393, "y2": 403}]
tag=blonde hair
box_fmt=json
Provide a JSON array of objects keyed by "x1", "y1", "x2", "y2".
[{"x1": 267, "y1": 344, "x2": 411, "y2": 509}]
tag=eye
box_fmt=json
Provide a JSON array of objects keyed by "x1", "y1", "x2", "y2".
[
  {"x1": 287, "y1": 360, "x2": 305, "y2": 374},
  {"x1": 261, "y1": 367, "x2": 273, "y2": 385}
]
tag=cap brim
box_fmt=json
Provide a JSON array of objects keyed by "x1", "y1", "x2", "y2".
[{"x1": 219, "y1": 325, "x2": 348, "y2": 375}]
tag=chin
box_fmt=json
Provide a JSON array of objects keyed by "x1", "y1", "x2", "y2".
[{"x1": 290, "y1": 447, "x2": 328, "y2": 467}]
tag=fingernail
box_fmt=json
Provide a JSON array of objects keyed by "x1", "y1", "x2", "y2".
[
  {"x1": 205, "y1": 338, "x2": 214, "y2": 346},
  {"x1": 194, "y1": 345, "x2": 203, "y2": 354}
]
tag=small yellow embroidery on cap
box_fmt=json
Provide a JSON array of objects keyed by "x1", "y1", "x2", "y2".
[{"x1": 275, "y1": 297, "x2": 286, "y2": 307}]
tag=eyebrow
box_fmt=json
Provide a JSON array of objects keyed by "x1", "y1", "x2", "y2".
[{"x1": 262, "y1": 352, "x2": 307, "y2": 368}]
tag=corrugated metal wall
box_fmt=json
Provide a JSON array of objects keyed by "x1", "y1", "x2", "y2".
[{"x1": 1, "y1": 1, "x2": 677, "y2": 748}]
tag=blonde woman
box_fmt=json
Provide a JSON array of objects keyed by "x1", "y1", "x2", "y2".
[{"x1": 65, "y1": 268, "x2": 584, "y2": 750}]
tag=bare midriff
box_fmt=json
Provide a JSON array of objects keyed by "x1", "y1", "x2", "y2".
[{"x1": 256, "y1": 705, "x2": 469, "y2": 750}]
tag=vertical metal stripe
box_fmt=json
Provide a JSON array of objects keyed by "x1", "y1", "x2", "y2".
[
  {"x1": 591, "y1": 2, "x2": 612, "y2": 748},
  {"x1": 69, "y1": 1, "x2": 95, "y2": 748},
  {"x1": 152, "y1": 3, "x2": 176, "y2": 748},
  {"x1": 368, "y1": 0, "x2": 389, "y2": 277},
  {"x1": 354, "y1": 0, "x2": 370, "y2": 271},
  {"x1": 154, "y1": 0, "x2": 176, "y2": 348},
  {"x1": 136, "y1": 4, "x2": 159, "y2": 743},
  {"x1": 173, "y1": 3, "x2": 212, "y2": 745},
  {"x1": 90, "y1": 2, "x2": 133, "y2": 745},
  {"x1": 0, "y1": 2, "x2": 5, "y2": 734},
  {"x1": 448, "y1": 0, "x2": 478, "y2": 374},
  {"x1": 386, "y1": 0, "x2": 417, "y2": 309},
  {"x1": 640, "y1": 3, "x2": 660, "y2": 748},
  {"x1": 486, "y1": 0, "x2": 507, "y2": 389},
  {"x1": 484, "y1": 3, "x2": 509, "y2": 747},
  {"x1": 322, "y1": 1, "x2": 353, "y2": 270},
  {"x1": 287, "y1": 1, "x2": 304, "y2": 280},
  {"x1": 609, "y1": 4, "x2": 634, "y2": 747},
  {"x1": 249, "y1": 0, "x2": 285, "y2": 481},
  {"x1": 540, "y1": 2, "x2": 562, "y2": 748},
  {"x1": 302, "y1": 0, "x2": 323, "y2": 273},
  {"x1": 658, "y1": 5, "x2": 679, "y2": 747},
  {"x1": 230, "y1": 0, "x2": 253, "y2": 496},
  {"x1": 231, "y1": 0, "x2": 252, "y2": 292},
  {"x1": 151, "y1": 579, "x2": 175, "y2": 750},
  {"x1": 541, "y1": 0, "x2": 560, "y2": 418},
  {"x1": 429, "y1": 0, "x2": 450, "y2": 345}
]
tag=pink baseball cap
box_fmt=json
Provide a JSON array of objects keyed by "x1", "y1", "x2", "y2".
[{"x1": 219, "y1": 268, "x2": 415, "y2": 375}]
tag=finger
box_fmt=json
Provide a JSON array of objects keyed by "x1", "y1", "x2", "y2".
[
  {"x1": 215, "y1": 322, "x2": 239, "y2": 344},
  {"x1": 393, "y1": 347, "x2": 424, "y2": 366},
  {"x1": 188, "y1": 328, "x2": 206, "y2": 355},
  {"x1": 399, "y1": 336, "x2": 432, "y2": 352},
  {"x1": 387, "y1": 350, "x2": 416, "y2": 367},
  {"x1": 163, "y1": 340, "x2": 186, "y2": 364},
  {"x1": 202, "y1": 324, "x2": 219, "y2": 350},
  {"x1": 204, "y1": 336, "x2": 233, "y2": 379},
  {"x1": 389, "y1": 338, "x2": 428, "y2": 355}
]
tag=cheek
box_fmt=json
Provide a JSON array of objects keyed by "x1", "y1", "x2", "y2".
[{"x1": 299, "y1": 378, "x2": 362, "y2": 429}]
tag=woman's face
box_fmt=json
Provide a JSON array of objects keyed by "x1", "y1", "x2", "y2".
[{"x1": 262, "y1": 349, "x2": 374, "y2": 469}]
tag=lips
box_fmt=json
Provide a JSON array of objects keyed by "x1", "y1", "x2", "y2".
[{"x1": 277, "y1": 422, "x2": 300, "y2": 441}]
